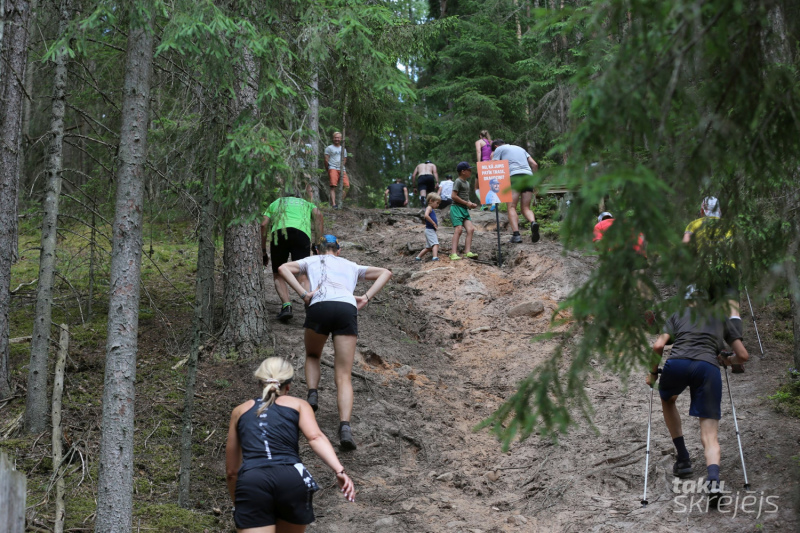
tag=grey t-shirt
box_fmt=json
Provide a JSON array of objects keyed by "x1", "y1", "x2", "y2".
[
  {"x1": 324, "y1": 145, "x2": 347, "y2": 170},
  {"x1": 453, "y1": 177, "x2": 471, "y2": 203},
  {"x1": 663, "y1": 309, "x2": 740, "y2": 367},
  {"x1": 492, "y1": 144, "x2": 533, "y2": 176}
]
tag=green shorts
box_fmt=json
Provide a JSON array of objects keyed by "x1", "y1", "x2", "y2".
[{"x1": 450, "y1": 204, "x2": 471, "y2": 227}]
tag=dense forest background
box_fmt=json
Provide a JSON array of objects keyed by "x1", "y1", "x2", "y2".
[{"x1": 2, "y1": 0, "x2": 800, "y2": 530}]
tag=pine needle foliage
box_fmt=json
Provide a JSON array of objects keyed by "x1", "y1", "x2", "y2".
[{"x1": 476, "y1": 0, "x2": 800, "y2": 448}]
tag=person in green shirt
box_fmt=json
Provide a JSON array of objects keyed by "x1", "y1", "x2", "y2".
[
  {"x1": 449, "y1": 162, "x2": 478, "y2": 261},
  {"x1": 261, "y1": 192, "x2": 324, "y2": 321}
]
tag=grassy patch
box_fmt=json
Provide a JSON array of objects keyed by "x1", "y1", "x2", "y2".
[
  {"x1": 769, "y1": 368, "x2": 800, "y2": 418},
  {"x1": 133, "y1": 502, "x2": 220, "y2": 532}
]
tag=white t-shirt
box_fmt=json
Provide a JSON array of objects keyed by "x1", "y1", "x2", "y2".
[
  {"x1": 324, "y1": 145, "x2": 347, "y2": 170},
  {"x1": 439, "y1": 180, "x2": 454, "y2": 200},
  {"x1": 295, "y1": 255, "x2": 367, "y2": 307},
  {"x1": 492, "y1": 144, "x2": 533, "y2": 176}
]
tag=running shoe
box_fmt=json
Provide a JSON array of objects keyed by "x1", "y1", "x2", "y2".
[
  {"x1": 510, "y1": 234, "x2": 523, "y2": 243},
  {"x1": 450, "y1": 253, "x2": 462, "y2": 261},
  {"x1": 431, "y1": 257, "x2": 440, "y2": 261},
  {"x1": 531, "y1": 222, "x2": 540, "y2": 243},
  {"x1": 673, "y1": 458, "x2": 693, "y2": 478},
  {"x1": 413, "y1": 257, "x2": 422, "y2": 262},
  {"x1": 276, "y1": 305, "x2": 293, "y2": 322},
  {"x1": 708, "y1": 479, "x2": 724, "y2": 509},
  {"x1": 307, "y1": 390, "x2": 318, "y2": 412},
  {"x1": 464, "y1": 252, "x2": 478, "y2": 259},
  {"x1": 340, "y1": 424, "x2": 357, "y2": 451}
]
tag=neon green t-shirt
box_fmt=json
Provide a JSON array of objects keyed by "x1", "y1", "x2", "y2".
[{"x1": 264, "y1": 197, "x2": 316, "y2": 243}]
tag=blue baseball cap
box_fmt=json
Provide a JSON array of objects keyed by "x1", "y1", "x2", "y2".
[
  {"x1": 456, "y1": 161, "x2": 471, "y2": 172},
  {"x1": 489, "y1": 179, "x2": 500, "y2": 185}
]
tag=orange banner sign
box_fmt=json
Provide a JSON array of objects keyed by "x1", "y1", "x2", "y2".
[{"x1": 477, "y1": 160, "x2": 512, "y2": 204}]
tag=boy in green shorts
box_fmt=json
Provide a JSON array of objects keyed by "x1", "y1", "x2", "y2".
[{"x1": 450, "y1": 162, "x2": 478, "y2": 261}]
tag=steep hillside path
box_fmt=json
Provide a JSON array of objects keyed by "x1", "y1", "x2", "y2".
[{"x1": 230, "y1": 206, "x2": 799, "y2": 532}]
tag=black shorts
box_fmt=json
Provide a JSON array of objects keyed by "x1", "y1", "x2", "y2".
[
  {"x1": 304, "y1": 301, "x2": 358, "y2": 337},
  {"x1": 417, "y1": 175, "x2": 436, "y2": 194},
  {"x1": 234, "y1": 465, "x2": 316, "y2": 528},
  {"x1": 388, "y1": 198, "x2": 405, "y2": 208},
  {"x1": 511, "y1": 173, "x2": 534, "y2": 194},
  {"x1": 438, "y1": 198, "x2": 452, "y2": 209},
  {"x1": 270, "y1": 227, "x2": 311, "y2": 274}
]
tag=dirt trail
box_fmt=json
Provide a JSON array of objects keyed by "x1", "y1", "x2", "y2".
[{"x1": 252, "y1": 206, "x2": 797, "y2": 533}]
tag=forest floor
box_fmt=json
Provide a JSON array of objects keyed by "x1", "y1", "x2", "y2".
[{"x1": 2, "y1": 205, "x2": 799, "y2": 532}]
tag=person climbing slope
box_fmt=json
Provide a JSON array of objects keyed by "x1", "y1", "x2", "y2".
[
  {"x1": 449, "y1": 162, "x2": 478, "y2": 261},
  {"x1": 647, "y1": 286, "x2": 749, "y2": 500},
  {"x1": 225, "y1": 357, "x2": 355, "y2": 532},
  {"x1": 278, "y1": 235, "x2": 392, "y2": 450},
  {"x1": 261, "y1": 191, "x2": 323, "y2": 322}
]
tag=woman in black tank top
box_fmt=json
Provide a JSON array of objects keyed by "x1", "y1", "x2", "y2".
[{"x1": 226, "y1": 358, "x2": 355, "y2": 532}]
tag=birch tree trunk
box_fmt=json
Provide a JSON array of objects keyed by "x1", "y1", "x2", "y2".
[
  {"x1": 220, "y1": 44, "x2": 270, "y2": 358},
  {"x1": 94, "y1": 11, "x2": 154, "y2": 532},
  {"x1": 25, "y1": 0, "x2": 71, "y2": 434},
  {"x1": 0, "y1": 0, "x2": 32, "y2": 400}
]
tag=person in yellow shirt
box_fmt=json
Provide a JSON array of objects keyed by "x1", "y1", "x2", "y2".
[{"x1": 682, "y1": 196, "x2": 741, "y2": 328}]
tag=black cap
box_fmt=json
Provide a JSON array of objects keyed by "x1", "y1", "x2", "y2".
[{"x1": 456, "y1": 161, "x2": 471, "y2": 172}]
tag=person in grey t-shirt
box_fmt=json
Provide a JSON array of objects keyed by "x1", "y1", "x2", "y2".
[
  {"x1": 491, "y1": 140, "x2": 540, "y2": 244},
  {"x1": 647, "y1": 289, "x2": 749, "y2": 490},
  {"x1": 324, "y1": 132, "x2": 349, "y2": 209}
]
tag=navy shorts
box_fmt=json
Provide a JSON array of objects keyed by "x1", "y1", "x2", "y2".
[
  {"x1": 234, "y1": 464, "x2": 316, "y2": 528},
  {"x1": 304, "y1": 301, "x2": 358, "y2": 337},
  {"x1": 659, "y1": 359, "x2": 722, "y2": 420}
]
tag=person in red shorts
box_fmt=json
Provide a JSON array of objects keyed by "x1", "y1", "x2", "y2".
[{"x1": 324, "y1": 132, "x2": 348, "y2": 209}]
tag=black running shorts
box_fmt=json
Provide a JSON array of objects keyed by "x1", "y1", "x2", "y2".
[
  {"x1": 417, "y1": 174, "x2": 436, "y2": 194},
  {"x1": 234, "y1": 465, "x2": 315, "y2": 528},
  {"x1": 304, "y1": 301, "x2": 358, "y2": 337},
  {"x1": 269, "y1": 227, "x2": 311, "y2": 274}
]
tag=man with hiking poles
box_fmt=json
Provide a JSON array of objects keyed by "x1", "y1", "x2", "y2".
[{"x1": 647, "y1": 285, "x2": 749, "y2": 502}]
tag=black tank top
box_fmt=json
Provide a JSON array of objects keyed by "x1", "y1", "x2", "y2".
[{"x1": 237, "y1": 399, "x2": 302, "y2": 473}]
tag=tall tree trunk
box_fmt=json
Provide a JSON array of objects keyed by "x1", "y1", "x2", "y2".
[
  {"x1": 221, "y1": 223, "x2": 269, "y2": 358},
  {"x1": 19, "y1": 0, "x2": 36, "y2": 181},
  {"x1": 220, "y1": 43, "x2": 270, "y2": 357},
  {"x1": 24, "y1": 0, "x2": 71, "y2": 434},
  {"x1": 178, "y1": 120, "x2": 218, "y2": 507},
  {"x1": 308, "y1": 71, "x2": 321, "y2": 202},
  {"x1": 0, "y1": 0, "x2": 32, "y2": 400},
  {"x1": 94, "y1": 11, "x2": 154, "y2": 532}
]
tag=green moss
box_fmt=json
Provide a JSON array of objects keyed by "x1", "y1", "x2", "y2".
[
  {"x1": 134, "y1": 502, "x2": 219, "y2": 532},
  {"x1": 769, "y1": 373, "x2": 800, "y2": 418}
]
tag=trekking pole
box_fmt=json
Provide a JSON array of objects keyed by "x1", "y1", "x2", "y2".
[
  {"x1": 723, "y1": 364, "x2": 751, "y2": 490},
  {"x1": 744, "y1": 286, "x2": 765, "y2": 358},
  {"x1": 641, "y1": 369, "x2": 659, "y2": 508}
]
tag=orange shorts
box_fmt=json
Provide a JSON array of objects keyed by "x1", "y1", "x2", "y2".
[{"x1": 328, "y1": 169, "x2": 349, "y2": 188}]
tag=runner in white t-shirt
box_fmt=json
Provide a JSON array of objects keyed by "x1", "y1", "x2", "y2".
[{"x1": 278, "y1": 235, "x2": 393, "y2": 451}]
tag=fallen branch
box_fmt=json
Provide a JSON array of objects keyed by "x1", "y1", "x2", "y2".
[
  {"x1": 319, "y1": 357, "x2": 375, "y2": 381},
  {"x1": 9, "y1": 336, "x2": 32, "y2": 344},
  {"x1": 11, "y1": 278, "x2": 37, "y2": 294},
  {"x1": 590, "y1": 443, "x2": 646, "y2": 468}
]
